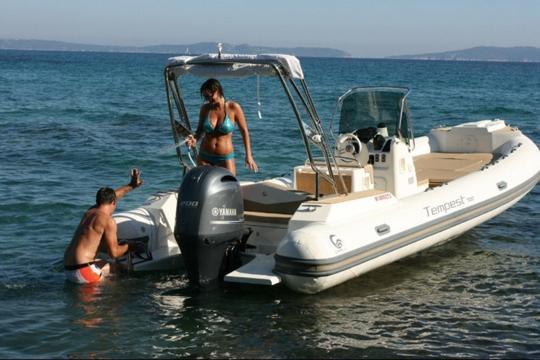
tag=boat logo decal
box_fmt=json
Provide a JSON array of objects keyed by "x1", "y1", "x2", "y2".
[
  {"x1": 423, "y1": 195, "x2": 470, "y2": 217},
  {"x1": 180, "y1": 200, "x2": 199, "y2": 208},
  {"x1": 212, "y1": 207, "x2": 237, "y2": 217},
  {"x1": 297, "y1": 205, "x2": 319, "y2": 212},
  {"x1": 375, "y1": 193, "x2": 392, "y2": 201},
  {"x1": 329, "y1": 234, "x2": 343, "y2": 249}
]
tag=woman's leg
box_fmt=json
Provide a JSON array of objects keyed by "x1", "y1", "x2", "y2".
[
  {"x1": 197, "y1": 156, "x2": 211, "y2": 166},
  {"x1": 222, "y1": 159, "x2": 236, "y2": 176}
]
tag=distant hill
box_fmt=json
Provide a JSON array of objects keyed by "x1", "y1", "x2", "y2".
[
  {"x1": 387, "y1": 46, "x2": 540, "y2": 62},
  {"x1": 0, "y1": 39, "x2": 351, "y2": 58}
]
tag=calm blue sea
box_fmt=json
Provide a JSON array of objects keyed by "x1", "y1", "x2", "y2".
[{"x1": 0, "y1": 50, "x2": 539, "y2": 358}]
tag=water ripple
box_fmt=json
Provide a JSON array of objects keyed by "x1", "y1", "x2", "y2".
[{"x1": 0, "y1": 50, "x2": 539, "y2": 358}]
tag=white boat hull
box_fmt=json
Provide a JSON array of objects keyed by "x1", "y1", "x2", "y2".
[
  {"x1": 113, "y1": 191, "x2": 182, "y2": 272},
  {"x1": 277, "y1": 187, "x2": 532, "y2": 294}
]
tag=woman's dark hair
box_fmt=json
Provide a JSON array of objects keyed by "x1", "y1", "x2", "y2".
[
  {"x1": 96, "y1": 187, "x2": 116, "y2": 205},
  {"x1": 200, "y1": 78, "x2": 224, "y2": 98}
]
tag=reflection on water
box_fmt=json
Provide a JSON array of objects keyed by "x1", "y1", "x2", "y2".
[
  {"x1": 121, "y1": 232, "x2": 538, "y2": 359},
  {"x1": 72, "y1": 284, "x2": 106, "y2": 328}
]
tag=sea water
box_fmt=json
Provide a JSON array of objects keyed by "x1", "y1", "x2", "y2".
[{"x1": 0, "y1": 50, "x2": 539, "y2": 358}]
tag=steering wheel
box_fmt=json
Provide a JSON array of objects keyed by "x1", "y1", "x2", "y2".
[
  {"x1": 354, "y1": 127, "x2": 378, "y2": 144},
  {"x1": 336, "y1": 133, "x2": 362, "y2": 159}
]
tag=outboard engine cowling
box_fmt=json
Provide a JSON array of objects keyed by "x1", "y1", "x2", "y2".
[{"x1": 174, "y1": 166, "x2": 244, "y2": 287}]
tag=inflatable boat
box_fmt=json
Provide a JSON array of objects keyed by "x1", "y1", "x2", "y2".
[{"x1": 112, "y1": 53, "x2": 540, "y2": 294}]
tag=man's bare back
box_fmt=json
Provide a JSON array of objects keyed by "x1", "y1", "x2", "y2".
[{"x1": 64, "y1": 208, "x2": 115, "y2": 266}]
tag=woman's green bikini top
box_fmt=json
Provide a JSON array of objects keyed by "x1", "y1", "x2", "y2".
[{"x1": 203, "y1": 102, "x2": 234, "y2": 135}]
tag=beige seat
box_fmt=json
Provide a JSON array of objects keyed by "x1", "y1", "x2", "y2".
[
  {"x1": 414, "y1": 152, "x2": 493, "y2": 187},
  {"x1": 294, "y1": 164, "x2": 374, "y2": 195}
]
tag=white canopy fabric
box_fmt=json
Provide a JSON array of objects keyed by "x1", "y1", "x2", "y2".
[{"x1": 166, "y1": 53, "x2": 304, "y2": 80}]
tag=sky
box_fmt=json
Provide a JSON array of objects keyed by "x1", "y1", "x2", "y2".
[{"x1": 1, "y1": 0, "x2": 539, "y2": 58}]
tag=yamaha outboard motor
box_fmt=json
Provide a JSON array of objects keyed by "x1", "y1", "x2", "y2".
[{"x1": 174, "y1": 166, "x2": 244, "y2": 287}]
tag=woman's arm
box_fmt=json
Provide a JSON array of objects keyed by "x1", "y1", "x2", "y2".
[
  {"x1": 233, "y1": 103, "x2": 258, "y2": 172},
  {"x1": 186, "y1": 106, "x2": 206, "y2": 148}
]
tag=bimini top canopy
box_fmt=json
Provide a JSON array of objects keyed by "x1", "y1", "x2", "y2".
[{"x1": 166, "y1": 53, "x2": 304, "y2": 80}]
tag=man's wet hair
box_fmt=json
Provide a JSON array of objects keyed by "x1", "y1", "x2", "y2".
[
  {"x1": 96, "y1": 187, "x2": 116, "y2": 205},
  {"x1": 200, "y1": 78, "x2": 224, "y2": 98}
]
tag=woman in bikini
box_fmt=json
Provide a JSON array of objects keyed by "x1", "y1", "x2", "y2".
[{"x1": 186, "y1": 78, "x2": 258, "y2": 176}]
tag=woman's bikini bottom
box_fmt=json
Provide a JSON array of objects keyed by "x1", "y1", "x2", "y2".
[{"x1": 199, "y1": 149, "x2": 235, "y2": 165}]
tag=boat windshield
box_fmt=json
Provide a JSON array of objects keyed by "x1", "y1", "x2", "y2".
[{"x1": 336, "y1": 86, "x2": 412, "y2": 143}]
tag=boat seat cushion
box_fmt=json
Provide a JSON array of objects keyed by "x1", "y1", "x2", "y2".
[
  {"x1": 242, "y1": 182, "x2": 312, "y2": 214},
  {"x1": 414, "y1": 152, "x2": 493, "y2": 186},
  {"x1": 243, "y1": 211, "x2": 292, "y2": 225}
]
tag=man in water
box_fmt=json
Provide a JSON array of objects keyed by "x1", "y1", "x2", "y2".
[{"x1": 64, "y1": 168, "x2": 144, "y2": 284}]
